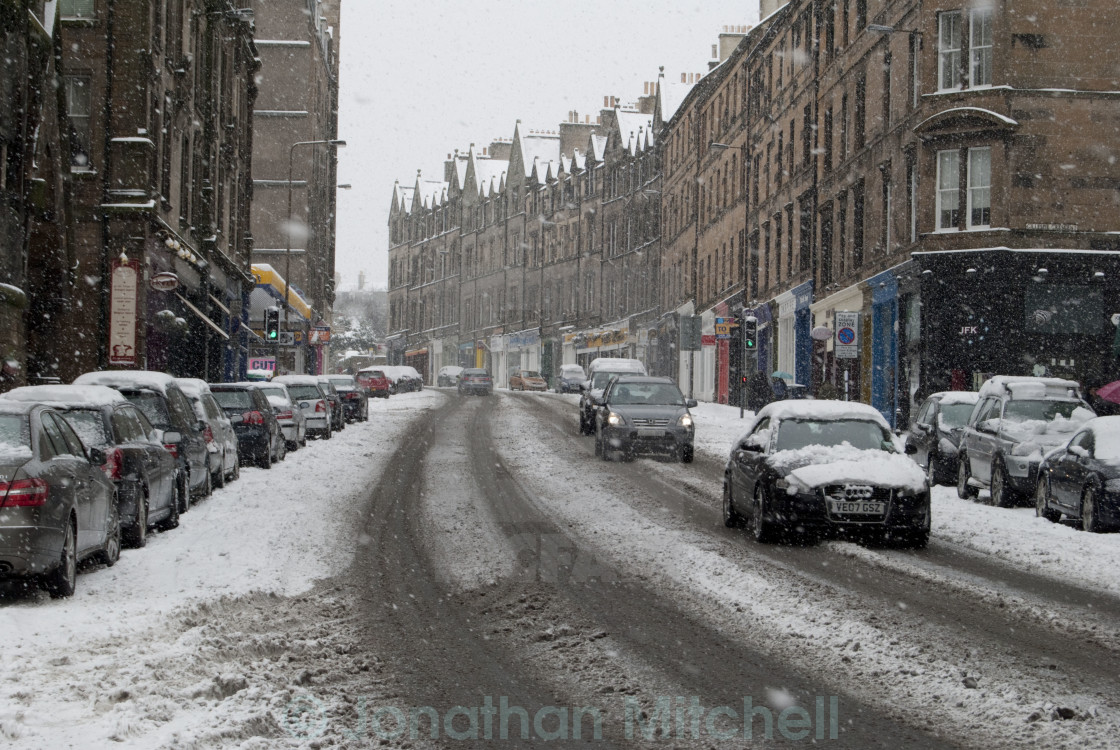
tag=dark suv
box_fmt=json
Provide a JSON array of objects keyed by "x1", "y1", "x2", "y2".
[
  {"x1": 592, "y1": 376, "x2": 697, "y2": 462},
  {"x1": 957, "y1": 376, "x2": 1095, "y2": 507},
  {"x1": 324, "y1": 374, "x2": 368, "y2": 422}
]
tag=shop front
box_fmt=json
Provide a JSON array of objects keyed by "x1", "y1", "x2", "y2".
[{"x1": 810, "y1": 281, "x2": 865, "y2": 402}]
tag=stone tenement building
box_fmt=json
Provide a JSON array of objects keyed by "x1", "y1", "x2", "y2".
[{"x1": 390, "y1": 0, "x2": 1120, "y2": 421}]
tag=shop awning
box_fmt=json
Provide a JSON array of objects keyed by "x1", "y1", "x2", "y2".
[
  {"x1": 251, "y1": 263, "x2": 312, "y2": 321},
  {"x1": 175, "y1": 293, "x2": 230, "y2": 340}
]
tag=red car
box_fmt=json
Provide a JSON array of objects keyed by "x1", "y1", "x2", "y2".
[{"x1": 356, "y1": 368, "x2": 392, "y2": 399}]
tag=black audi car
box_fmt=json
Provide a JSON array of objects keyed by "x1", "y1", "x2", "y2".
[
  {"x1": 1035, "y1": 416, "x2": 1120, "y2": 533},
  {"x1": 723, "y1": 400, "x2": 931, "y2": 548}
]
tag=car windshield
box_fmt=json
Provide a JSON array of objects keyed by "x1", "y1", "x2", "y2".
[
  {"x1": 0, "y1": 414, "x2": 30, "y2": 452},
  {"x1": 940, "y1": 403, "x2": 975, "y2": 428},
  {"x1": 463, "y1": 369, "x2": 488, "y2": 377},
  {"x1": 259, "y1": 386, "x2": 290, "y2": 403},
  {"x1": 124, "y1": 391, "x2": 171, "y2": 429},
  {"x1": 285, "y1": 385, "x2": 322, "y2": 400},
  {"x1": 521, "y1": 371, "x2": 541, "y2": 379},
  {"x1": 1003, "y1": 400, "x2": 1083, "y2": 423},
  {"x1": 328, "y1": 377, "x2": 353, "y2": 387},
  {"x1": 212, "y1": 390, "x2": 254, "y2": 410},
  {"x1": 610, "y1": 383, "x2": 685, "y2": 406},
  {"x1": 775, "y1": 418, "x2": 891, "y2": 452},
  {"x1": 62, "y1": 409, "x2": 111, "y2": 447},
  {"x1": 590, "y1": 372, "x2": 617, "y2": 389}
]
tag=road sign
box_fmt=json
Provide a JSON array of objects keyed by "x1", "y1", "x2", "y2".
[
  {"x1": 714, "y1": 317, "x2": 739, "y2": 339},
  {"x1": 277, "y1": 332, "x2": 295, "y2": 346},
  {"x1": 835, "y1": 311, "x2": 860, "y2": 359}
]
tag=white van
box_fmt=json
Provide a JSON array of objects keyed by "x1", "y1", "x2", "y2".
[{"x1": 578, "y1": 358, "x2": 648, "y2": 435}]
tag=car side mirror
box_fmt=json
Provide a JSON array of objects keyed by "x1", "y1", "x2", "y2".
[
  {"x1": 163, "y1": 430, "x2": 182, "y2": 444},
  {"x1": 741, "y1": 442, "x2": 763, "y2": 453},
  {"x1": 977, "y1": 418, "x2": 1000, "y2": 434},
  {"x1": 89, "y1": 447, "x2": 107, "y2": 465},
  {"x1": 1070, "y1": 445, "x2": 1089, "y2": 459},
  {"x1": 686, "y1": 399, "x2": 698, "y2": 409}
]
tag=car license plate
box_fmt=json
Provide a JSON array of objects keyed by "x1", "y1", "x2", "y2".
[
  {"x1": 636, "y1": 428, "x2": 663, "y2": 437},
  {"x1": 828, "y1": 500, "x2": 886, "y2": 515}
]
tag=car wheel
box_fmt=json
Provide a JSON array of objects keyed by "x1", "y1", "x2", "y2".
[
  {"x1": 594, "y1": 426, "x2": 603, "y2": 457},
  {"x1": 278, "y1": 439, "x2": 288, "y2": 462},
  {"x1": 213, "y1": 460, "x2": 225, "y2": 489},
  {"x1": 125, "y1": 493, "x2": 148, "y2": 549},
  {"x1": 751, "y1": 485, "x2": 778, "y2": 544},
  {"x1": 178, "y1": 471, "x2": 191, "y2": 514},
  {"x1": 259, "y1": 446, "x2": 273, "y2": 469},
  {"x1": 723, "y1": 480, "x2": 746, "y2": 528},
  {"x1": 99, "y1": 497, "x2": 121, "y2": 567},
  {"x1": 324, "y1": 423, "x2": 333, "y2": 440},
  {"x1": 197, "y1": 465, "x2": 212, "y2": 501},
  {"x1": 45, "y1": 518, "x2": 77, "y2": 598},
  {"x1": 230, "y1": 459, "x2": 240, "y2": 482},
  {"x1": 680, "y1": 444, "x2": 694, "y2": 464},
  {"x1": 956, "y1": 452, "x2": 978, "y2": 499},
  {"x1": 926, "y1": 452, "x2": 941, "y2": 487},
  {"x1": 1082, "y1": 485, "x2": 1108, "y2": 533},
  {"x1": 991, "y1": 460, "x2": 1016, "y2": 508},
  {"x1": 161, "y1": 481, "x2": 181, "y2": 530},
  {"x1": 1035, "y1": 477, "x2": 1060, "y2": 523}
]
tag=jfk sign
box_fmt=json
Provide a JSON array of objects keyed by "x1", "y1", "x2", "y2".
[{"x1": 834, "y1": 311, "x2": 860, "y2": 359}]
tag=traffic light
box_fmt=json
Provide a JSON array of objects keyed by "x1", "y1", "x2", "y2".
[
  {"x1": 742, "y1": 315, "x2": 758, "y2": 352},
  {"x1": 265, "y1": 306, "x2": 280, "y2": 341}
]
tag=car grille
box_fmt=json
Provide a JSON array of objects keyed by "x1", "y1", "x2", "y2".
[
  {"x1": 824, "y1": 484, "x2": 893, "y2": 501},
  {"x1": 631, "y1": 417, "x2": 671, "y2": 427}
]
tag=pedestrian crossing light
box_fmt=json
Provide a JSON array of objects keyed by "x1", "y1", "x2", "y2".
[
  {"x1": 742, "y1": 315, "x2": 758, "y2": 351},
  {"x1": 265, "y1": 306, "x2": 280, "y2": 341}
]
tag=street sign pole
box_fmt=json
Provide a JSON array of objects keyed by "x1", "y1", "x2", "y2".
[{"x1": 740, "y1": 314, "x2": 758, "y2": 418}]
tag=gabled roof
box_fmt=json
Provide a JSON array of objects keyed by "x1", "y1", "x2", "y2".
[
  {"x1": 588, "y1": 134, "x2": 608, "y2": 163},
  {"x1": 518, "y1": 132, "x2": 561, "y2": 178},
  {"x1": 657, "y1": 80, "x2": 695, "y2": 123},
  {"x1": 390, "y1": 182, "x2": 415, "y2": 213},
  {"x1": 615, "y1": 110, "x2": 655, "y2": 154},
  {"x1": 416, "y1": 179, "x2": 448, "y2": 209}
]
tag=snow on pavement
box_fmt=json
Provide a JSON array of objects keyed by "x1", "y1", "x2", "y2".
[{"x1": 0, "y1": 390, "x2": 443, "y2": 748}]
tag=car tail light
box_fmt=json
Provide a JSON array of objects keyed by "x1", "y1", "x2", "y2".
[
  {"x1": 1, "y1": 477, "x2": 49, "y2": 507},
  {"x1": 315, "y1": 401, "x2": 327, "y2": 413},
  {"x1": 102, "y1": 447, "x2": 125, "y2": 480},
  {"x1": 203, "y1": 425, "x2": 214, "y2": 443},
  {"x1": 276, "y1": 410, "x2": 293, "y2": 421},
  {"x1": 163, "y1": 442, "x2": 179, "y2": 458},
  {"x1": 242, "y1": 410, "x2": 264, "y2": 425}
]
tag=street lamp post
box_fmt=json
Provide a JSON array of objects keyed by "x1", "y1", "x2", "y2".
[{"x1": 284, "y1": 138, "x2": 345, "y2": 373}]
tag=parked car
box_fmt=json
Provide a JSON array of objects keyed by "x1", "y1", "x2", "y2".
[
  {"x1": 0, "y1": 401, "x2": 120, "y2": 597},
  {"x1": 722, "y1": 400, "x2": 931, "y2": 548},
  {"x1": 74, "y1": 371, "x2": 210, "y2": 504},
  {"x1": 906, "y1": 391, "x2": 980, "y2": 486},
  {"x1": 957, "y1": 376, "x2": 1094, "y2": 507},
  {"x1": 509, "y1": 370, "x2": 548, "y2": 392},
  {"x1": 578, "y1": 357, "x2": 647, "y2": 435},
  {"x1": 209, "y1": 384, "x2": 286, "y2": 468},
  {"x1": 273, "y1": 375, "x2": 333, "y2": 440},
  {"x1": 2, "y1": 385, "x2": 180, "y2": 547},
  {"x1": 382, "y1": 365, "x2": 423, "y2": 392},
  {"x1": 256, "y1": 381, "x2": 308, "y2": 449},
  {"x1": 592, "y1": 376, "x2": 697, "y2": 463},
  {"x1": 557, "y1": 364, "x2": 587, "y2": 394},
  {"x1": 1035, "y1": 416, "x2": 1120, "y2": 532},
  {"x1": 458, "y1": 368, "x2": 493, "y2": 396},
  {"x1": 356, "y1": 367, "x2": 392, "y2": 399},
  {"x1": 324, "y1": 374, "x2": 368, "y2": 422},
  {"x1": 176, "y1": 378, "x2": 239, "y2": 488},
  {"x1": 316, "y1": 376, "x2": 346, "y2": 432},
  {"x1": 436, "y1": 366, "x2": 463, "y2": 388}
]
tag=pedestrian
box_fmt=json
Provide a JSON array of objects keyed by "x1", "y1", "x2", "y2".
[
  {"x1": 747, "y1": 371, "x2": 772, "y2": 412},
  {"x1": 771, "y1": 376, "x2": 788, "y2": 401}
]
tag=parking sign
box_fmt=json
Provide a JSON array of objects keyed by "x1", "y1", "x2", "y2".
[{"x1": 835, "y1": 311, "x2": 860, "y2": 359}]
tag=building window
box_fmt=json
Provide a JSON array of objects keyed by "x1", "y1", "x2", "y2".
[
  {"x1": 968, "y1": 147, "x2": 991, "y2": 228},
  {"x1": 938, "y1": 12, "x2": 962, "y2": 91},
  {"x1": 970, "y1": 9, "x2": 993, "y2": 87},
  {"x1": 882, "y1": 52, "x2": 892, "y2": 129},
  {"x1": 65, "y1": 74, "x2": 92, "y2": 167},
  {"x1": 60, "y1": 0, "x2": 95, "y2": 19},
  {"x1": 936, "y1": 149, "x2": 960, "y2": 230},
  {"x1": 853, "y1": 181, "x2": 865, "y2": 267},
  {"x1": 823, "y1": 108, "x2": 833, "y2": 173},
  {"x1": 856, "y1": 0, "x2": 866, "y2": 31},
  {"x1": 910, "y1": 33, "x2": 921, "y2": 108},
  {"x1": 882, "y1": 177, "x2": 893, "y2": 252},
  {"x1": 854, "y1": 73, "x2": 866, "y2": 150},
  {"x1": 907, "y1": 156, "x2": 918, "y2": 242}
]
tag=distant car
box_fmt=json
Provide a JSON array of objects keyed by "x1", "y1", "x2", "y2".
[
  {"x1": 557, "y1": 364, "x2": 587, "y2": 394},
  {"x1": 1035, "y1": 416, "x2": 1120, "y2": 533},
  {"x1": 176, "y1": 378, "x2": 239, "y2": 489},
  {"x1": 722, "y1": 400, "x2": 931, "y2": 548},
  {"x1": 458, "y1": 368, "x2": 493, "y2": 396},
  {"x1": 957, "y1": 376, "x2": 1094, "y2": 507},
  {"x1": 316, "y1": 376, "x2": 346, "y2": 432},
  {"x1": 437, "y1": 366, "x2": 463, "y2": 388},
  {"x1": 1, "y1": 385, "x2": 181, "y2": 548},
  {"x1": 509, "y1": 370, "x2": 548, "y2": 392},
  {"x1": 382, "y1": 365, "x2": 422, "y2": 392},
  {"x1": 592, "y1": 376, "x2": 696, "y2": 463},
  {"x1": 273, "y1": 375, "x2": 333, "y2": 440},
  {"x1": 0, "y1": 401, "x2": 120, "y2": 597},
  {"x1": 74, "y1": 371, "x2": 210, "y2": 504},
  {"x1": 906, "y1": 391, "x2": 979, "y2": 486},
  {"x1": 324, "y1": 374, "x2": 368, "y2": 422},
  {"x1": 256, "y1": 381, "x2": 308, "y2": 448},
  {"x1": 209, "y1": 383, "x2": 286, "y2": 468},
  {"x1": 578, "y1": 358, "x2": 647, "y2": 435},
  {"x1": 356, "y1": 367, "x2": 392, "y2": 399}
]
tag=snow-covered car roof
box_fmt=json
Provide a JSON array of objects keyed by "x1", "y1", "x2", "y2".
[
  {"x1": 174, "y1": 377, "x2": 212, "y2": 397},
  {"x1": 272, "y1": 374, "x2": 322, "y2": 386},
  {"x1": 753, "y1": 400, "x2": 891, "y2": 428},
  {"x1": 2, "y1": 384, "x2": 126, "y2": 408},
  {"x1": 438, "y1": 365, "x2": 463, "y2": 375},
  {"x1": 588, "y1": 357, "x2": 645, "y2": 374},
  {"x1": 560, "y1": 364, "x2": 586, "y2": 375},
  {"x1": 74, "y1": 370, "x2": 180, "y2": 394},
  {"x1": 978, "y1": 376, "x2": 1081, "y2": 400},
  {"x1": 1084, "y1": 416, "x2": 1120, "y2": 461},
  {"x1": 931, "y1": 391, "x2": 979, "y2": 406}
]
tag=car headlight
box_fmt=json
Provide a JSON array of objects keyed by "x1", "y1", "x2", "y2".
[
  {"x1": 607, "y1": 412, "x2": 623, "y2": 426},
  {"x1": 678, "y1": 414, "x2": 693, "y2": 428},
  {"x1": 775, "y1": 477, "x2": 790, "y2": 490}
]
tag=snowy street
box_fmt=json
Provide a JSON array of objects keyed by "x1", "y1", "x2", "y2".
[{"x1": 2, "y1": 390, "x2": 1120, "y2": 748}]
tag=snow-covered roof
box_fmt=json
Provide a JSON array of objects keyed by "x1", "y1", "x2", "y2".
[
  {"x1": 588, "y1": 357, "x2": 645, "y2": 374},
  {"x1": 392, "y1": 183, "x2": 415, "y2": 213},
  {"x1": 2, "y1": 384, "x2": 126, "y2": 408},
  {"x1": 753, "y1": 400, "x2": 891, "y2": 428},
  {"x1": 932, "y1": 391, "x2": 979, "y2": 406},
  {"x1": 588, "y1": 134, "x2": 608, "y2": 162},
  {"x1": 518, "y1": 133, "x2": 561, "y2": 178},
  {"x1": 74, "y1": 370, "x2": 180, "y2": 395},
  {"x1": 473, "y1": 156, "x2": 508, "y2": 195},
  {"x1": 1086, "y1": 416, "x2": 1120, "y2": 461},
  {"x1": 174, "y1": 378, "x2": 212, "y2": 397},
  {"x1": 416, "y1": 179, "x2": 448, "y2": 209},
  {"x1": 658, "y1": 80, "x2": 695, "y2": 122},
  {"x1": 615, "y1": 111, "x2": 655, "y2": 154},
  {"x1": 978, "y1": 376, "x2": 1081, "y2": 400},
  {"x1": 272, "y1": 375, "x2": 323, "y2": 387}
]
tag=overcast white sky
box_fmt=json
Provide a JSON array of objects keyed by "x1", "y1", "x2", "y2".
[{"x1": 334, "y1": 0, "x2": 761, "y2": 292}]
